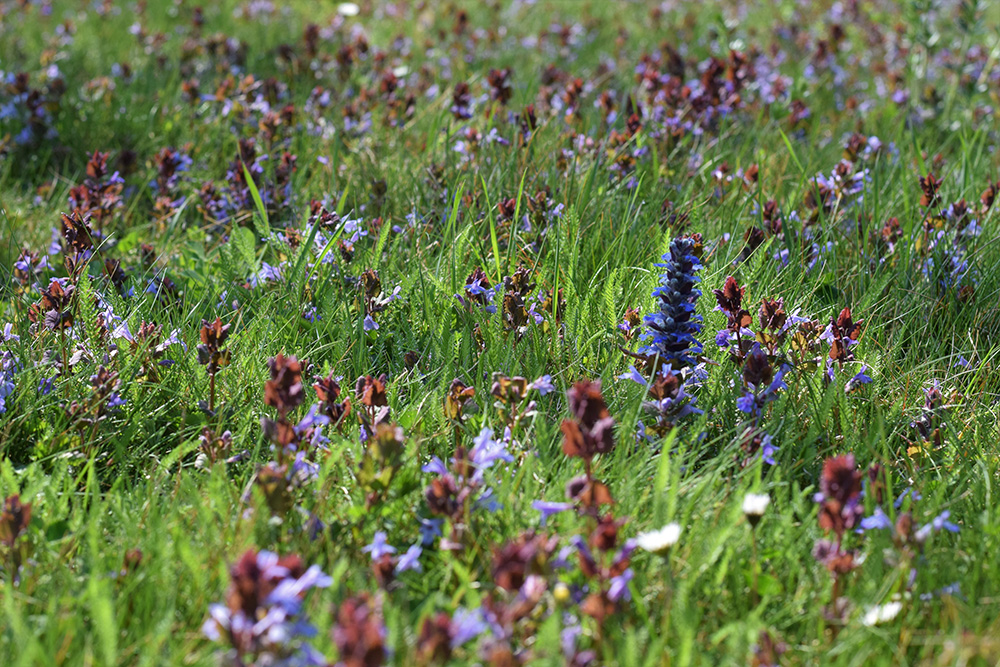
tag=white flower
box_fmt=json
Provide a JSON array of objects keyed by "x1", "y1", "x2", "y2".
[
  {"x1": 337, "y1": 2, "x2": 360, "y2": 16},
  {"x1": 861, "y1": 601, "x2": 902, "y2": 626},
  {"x1": 742, "y1": 493, "x2": 771, "y2": 517},
  {"x1": 636, "y1": 523, "x2": 682, "y2": 555}
]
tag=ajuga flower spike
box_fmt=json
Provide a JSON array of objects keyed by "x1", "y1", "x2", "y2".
[{"x1": 641, "y1": 234, "x2": 704, "y2": 369}]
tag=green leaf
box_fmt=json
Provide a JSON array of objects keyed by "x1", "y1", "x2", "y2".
[
  {"x1": 242, "y1": 162, "x2": 270, "y2": 238},
  {"x1": 45, "y1": 519, "x2": 70, "y2": 542},
  {"x1": 480, "y1": 175, "x2": 502, "y2": 281},
  {"x1": 232, "y1": 226, "x2": 259, "y2": 275}
]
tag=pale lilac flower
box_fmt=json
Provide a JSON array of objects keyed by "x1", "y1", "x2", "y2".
[
  {"x1": 395, "y1": 545, "x2": 422, "y2": 573},
  {"x1": 529, "y1": 374, "x2": 555, "y2": 395},
  {"x1": 421, "y1": 456, "x2": 449, "y2": 476},
  {"x1": 608, "y1": 568, "x2": 633, "y2": 601},
  {"x1": 469, "y1": 427, "x2": 513, "y2": 480},
  {"x1": 532, "y1": 500, "x2": 573, "y2": 525},
  {"x1": 929, "y1": 510, "x2": 960, "y2": 533},
  {"x1": 1, "y1": 323, "x2": 18, "y2": 342},
  {"x1": 362, "y1": 531, "x2": 396, "y2": 559},
  {"x1": 894, "y1": 488, "x2": 922, "y2": 508},
  {"x1": 474, "y1": 486, "x2": 502, "y2": 513},
  {"x1": 450, "y1": 608, "x2": 488, "y2": 648},
  {"x1": 760, "y1": 434, "x2": 779, "y2": 465},
  {"x1": 859, "y1": 507, "x2": 893, "y2": 532}
]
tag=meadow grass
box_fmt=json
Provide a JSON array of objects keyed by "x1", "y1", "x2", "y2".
[{"x1": 2, "y1": 0, "x2": 1000, "y2": 665}]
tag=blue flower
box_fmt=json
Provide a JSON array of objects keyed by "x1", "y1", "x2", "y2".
[
  {"x1": 929, "y1": 510, "x2": 960, "y2": 533},
  {"x1": 845, "y1": 365, "x2": 873, "y2": 393},
  {"x1": 532, "y1": 500, "x2": 574, "y2": 525},
  {"x1": 894, "y1": 488, "x2": 922, "y2": 509},
  {"x1": 641, "y1": 235, "x2": 704, "y2": 368},
  {"x1": 418, "y1": 518, "x2": 444, "y2": 546},
  {"x1": 362, "y1": 531, "x2": 396, "y2": 560},
  {"x1": 529, "y1": 374, "x2": 555, "y2": 395},
  {"x1": 915, "y1": 510, "x2": 960, "y2": 542},
  {"x1": 37, "y1": 376, "x2": 54, "y2": 395},
  {"x1": 450, "y1": 608, "x2": 488, "y2": 648},
  {"x1": 202, "y1": 550, "x2": 331, "y2": 664},
  {"x1": 858, "y1": 507, "x2": 893, "y2": 532},
  {"x1": 760, "y1": 434, "x2": 779, "y2": 465},
  {"x1": 619, "y1": 365, "x2": 647, "y2": 386},
  {"x1": 421, "y1": 456, "x2": 449, "y2": 476},
  {"x1": 736, "y1": 392, "x2": 757, "y2": 415},
  {"x1": 474, "y1": 486, "x2": 502, "y2": 513},
  {"x1": 2, "y1": 323, "x2": 19, "y2": 342},
  {"x1": 608, "y1": 568, "x2": 634, "y2": 602},
  {"x1": 469, "y1": 427, "x2": 513, "y2": 481},
  {"x1": 395, "y1": 544, "x2": 423, "y2": 573}
]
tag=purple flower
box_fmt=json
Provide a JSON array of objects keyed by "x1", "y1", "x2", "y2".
[
  {"x1": 858, "y1": 507, "x2": 893, "y2": 532},
  {"x1": 619, "y1": 365, "x2": 647, "y2": 386},
  {"x1": 760, "y1": 434, "x2": 779, "y2": 465},
  {"x1": 159, "y1": 328, "x2": 188, "y2": 353},
  {"x1": 474, "y1": 486, "x2": 502, "y2": 513},
  {"x1": 248, "y1": 262, "x2": 285, "y2": 288},
  {"x1": 202, "y1": 550, "x2": 330, "y2": 664},
  {"x1": 289, "y1": 451, "x2": 320, "y2": 482},
  {"x1": 527, "y1": 301, "x2": 545, "y2": 325},
  {"x1": 362, "y1": 531, "x2": 396, "y2": 560},
  {"x1": 465, "y1": 279, "x2": 489, "y2": 296},
  {"x1": 773, "y1": 247, "x2": 790, "y2": 267},
  {"x1": 641, "y1": 235, "x2": 704, "y2": 368},
  {"x1": 267, "y1": 564, "x2": 333, "y2": 613},
  {"x1": 450, "y1": 608, "x2": 488, "y2": 648},
  {"x1": 294, "y1": 404, "x2": 331, "y2": 436},
  {"x1": 845, "y1": 365, "x2": 873, "y2": 393},
  {"x1": 532, "y1": 500, "x2": 573, "y2": 526},
  {"x1": 552, "y1": 544, "x2": 576, "y2": 570},
  {"x1": 529, "y1": 374, "x2": 555, "y2": 395},
  {"x1": 395, "y1": 545, "x2": 422, "y2": 573},
  {"x1": 363, "y1": 314, "x2": 379, "y2": 331},
  {"x1": 736, "y1": 392, "x2": 757, "y2": 415},
  {"x1": 894, "y1": 488, "x2": 922, "y2": 509},
  {"x1": 765, "y1": 366, "x2": 789, "y2": 396},
  {"x1": 1, "y1": 323, "x2": 19, "y2": 342},
  {"x1": 0, "y1": 385, "x2": 11, "y2": 414},
  {"x1": 418, "y1": 518, "x2": 444, "y2": 546},
  {"x1": 421, "y1": 456, "x2": 449, "y2": 476},
  {"x1": 608, "y1": 568, "x2": 634, "y2": 602},
  {"x1": 469, "y1": 427, "x2": 513, "y2": 480},
  {"x1": 915, "y1": 510, "x2": 960, "y2": 543},
  {"x1": 561, "y1": 619, "x2": 583, "y2": 659},
  {"x1": 929, "y1": 510, "x2": 960, "y2": 533}
]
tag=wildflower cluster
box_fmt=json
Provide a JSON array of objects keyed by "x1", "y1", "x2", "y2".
[
  {"x1": 202, "y1": 549, "x2": 331, "y2": 665},
  {"x1": 422, "y1": 425, "x2": 512, "y2": 550}
]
